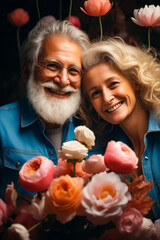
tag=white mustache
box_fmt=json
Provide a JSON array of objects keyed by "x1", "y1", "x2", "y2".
[{"x1": 41, "y1": 82, "x2": 79, "y2": 93}]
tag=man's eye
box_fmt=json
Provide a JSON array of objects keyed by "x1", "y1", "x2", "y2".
[
  {"x1": 68, "y1": 68, "x2": 80, "y2": 76},
  {"x1": 47, "y1": 63, "x2": 60, "y2": 71}
]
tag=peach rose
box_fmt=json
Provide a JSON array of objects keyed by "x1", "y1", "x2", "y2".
[
  {"x1": 46, "y1": 175, "x2": 84, "y2": 223},
  {"x1": 82, "y1": 154, "x2": 107, "y2": 174},
  {"x1": 81, "y1": 172, "x2": 131, "y2": 225},
  {"x1": 74, "y1": 125, "x2": 95, "y2": 149},
  {"x1": 154, "y1": 219, "x2": 160, "y2": 240},
  {"x1": 104, "y1": 141, "x2": 138, "y2": 174},
  {"x1": 59, "y1": 140, "x2": 88, "y2": 160},
  {"x1": 18, "y1": 156, "x2": 55, "y2": 193}
]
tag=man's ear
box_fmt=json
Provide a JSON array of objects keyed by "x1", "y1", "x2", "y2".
[{"x1": 21, "y1": 61, "x2": 30, "y2": 83}]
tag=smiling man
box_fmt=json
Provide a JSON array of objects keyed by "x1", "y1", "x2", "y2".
[{"x1": 0, "y1": 19, "x2": 105, "y2": 199}]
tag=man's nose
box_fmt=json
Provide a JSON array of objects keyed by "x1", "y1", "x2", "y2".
[{"x1": 54, "y1": 68, "x2": 70, "y2": 87}]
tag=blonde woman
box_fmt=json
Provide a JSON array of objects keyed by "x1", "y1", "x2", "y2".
[{"x1": 81, "y1": 37, "x2": 160, "y2": 220}]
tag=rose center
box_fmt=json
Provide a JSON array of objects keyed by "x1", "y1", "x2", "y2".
[
  {"x1": 26, "y1": 161, "x2": 41, "y2": 175},
  {"x1": 100, "y1": 186, "x2": 115, "y2": 199},
  {"x1": 121, "y1": 146, "x2": 130, "y2": 155}
]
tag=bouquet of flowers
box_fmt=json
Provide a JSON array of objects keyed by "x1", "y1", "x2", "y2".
[{"x1": 0, "y1": 126, "x2": 160, "y2": 240}]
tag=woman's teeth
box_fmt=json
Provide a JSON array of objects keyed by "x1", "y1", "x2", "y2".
[{"x1": 107, "y1": 102, "x2": 122, "y2": 113}]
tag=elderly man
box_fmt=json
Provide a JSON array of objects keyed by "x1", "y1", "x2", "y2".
[{"x1": 0, "y1": 19, "x2": 105, "y2": 198}]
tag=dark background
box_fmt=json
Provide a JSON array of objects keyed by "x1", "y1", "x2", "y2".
[{"x1": 1, "y1": 0, "x2": 160, "y2": 106}]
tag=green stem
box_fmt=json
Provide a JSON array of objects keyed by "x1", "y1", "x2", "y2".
[
  {"x1": 68, "y1": 0, "x2": 73, "y2": 21},
  {"x1": 36, "y1": 0, "x2": 41, "y2": 23},
  {"x1": 73, "y1": 162, "x2": 76, "y2": 177},
  {"x1": 148, "y1": 27, "x2": 151, "y2": 49},
  {"x1": 99, "y1": 16, "x2": 103, "y2": 41},
  {"x1": 28, "y1": 220, "x2": 43, "y2": 232}
]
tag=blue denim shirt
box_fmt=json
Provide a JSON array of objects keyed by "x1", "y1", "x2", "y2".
[
  {"x1": 0, "y1": 98, "x2": 105, "y2": 199},
  {"x1": 111, "y1": 114, "x2": 160, "y2": 220}
]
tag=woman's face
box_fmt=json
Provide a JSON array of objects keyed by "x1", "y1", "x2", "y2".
[{"x1": 83, "y1": 63, "x2": 139, "y2": 126}]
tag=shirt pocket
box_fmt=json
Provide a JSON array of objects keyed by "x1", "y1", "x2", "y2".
[{"x1": 3, "y1": 149, "x2": 42, "y2": 170}]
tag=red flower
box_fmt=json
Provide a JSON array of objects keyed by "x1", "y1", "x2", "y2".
[
  {"x1": 80, "y1": 0, "x2": 112, "y2": 17},
  {"x1": 65, "y1": 16, "x2": 81, "y2": 29},
  {"x1": 7, "y1": 8, "x2": 29, "y2": 27}
]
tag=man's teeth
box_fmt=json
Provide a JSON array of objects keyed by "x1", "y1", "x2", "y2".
[
  {"x1": 107, "y1": 102, "x2": 122, "y2": 113},
  {"x1": 47, "y1": 88, "x2": 68, "y2": 95}
]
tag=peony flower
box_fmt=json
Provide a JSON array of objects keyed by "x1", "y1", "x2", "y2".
[
  {"x1": 5, "y1": 182, "x2": 18, "y2": 216},
  {"x1": 131, "y1": 5, "x2": 160, "y2": 27},
  {"x1": 154, "y1": 219, "x2": 160, "y2": 240},
  {"x1": 65, "y1": 16, "x2": 81, "y2": 29},
  {"x1": 46, "y1": 175, "x2": 84, "y2": 224},
  {"x1": 6, "y1": 223, "x2": 30, "y2": 240},
  {"x1": 115, "y1": 208, "x2": 143, "y2": 235},
  {"x1": 80, "y1": 0, "x2": 113, "y2": 41},
  {"x1": 81, "y1": 172, "x2": 131, "y2": 225},
  {"x1": 18, "y1": 156, "x2": 55, "y2": 193},
  {"x1": 131, "y1": 5, "x2": 160, "y2": 48},
  {"x1": 80, "y1": 0, "x2": 112, "y2": 16},
  {"x1": 104, "y1": 141, "x2": 138, "y2": 174},
  {"x1": 82, "y1": 154, "x2": 107, "y2": 174},
  {"x1": 28, "y1": 193, "x2": 49, "y2": 221},
  {"x1": 134, "y1": 217, "x2": 156, "y2": 240},
  {"x1": 59, "y1": 140, "x2": 88, "y2": 160},
  {"x1": 7, "y1": 8, "x2": 29, "y2": 27},
  {"x1": 0, "y1": 199, "x2": 8, "y2": 226},
  {"x1": 74, "y1": 125, "x2": 95, "y2": 149}
]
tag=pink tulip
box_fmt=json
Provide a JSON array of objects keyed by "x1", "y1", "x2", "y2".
[
  {"x1": 65, "y1": 16, "x2": 81, "y2": 29},
  {"x1": 104, "y1": 141, "x2": 138, "y2": 174},
  {"x1": 80, "y1": 0, "x2": 112, "y2": 17},
  {"x1": 7, "y1": 8, "x2": 29, "y2": 27},
  {"x1": 18, "y1": 156, "x2": 55, "y2": 192},
  {"x1": 131, "y1": 5, "x2": 160, "y2": 27}
]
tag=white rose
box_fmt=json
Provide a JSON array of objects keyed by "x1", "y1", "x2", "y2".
[
  {"x1": 7, "y1": 223, "x2": 30, "y2": 240},
  {"x1": 74, "y1": 125, "x2": 95, "y2": 149},
  {"x1": 59, "y1": 140, "x2": 88, "y2": 160}
]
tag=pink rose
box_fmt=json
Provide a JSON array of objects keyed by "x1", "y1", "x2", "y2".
[
  {"x1": 135, "y1": 217, "x2": 156, "y2": 240},
  {"x1": 0, "y1": 199, "x2": 8, "y2": 226},
  {"x1": 81, "y1": 172, "x2": 131, "y2": 225},
  {"x1": 154, "y1": 219, "x2": 160, "y2": 240},
  {"x1": 65, "y1": 16, "x2": 81, "y2": 29},
  {"x1": 104, "y1": 141, "x2": 138, "y2": 174},
  {"x1": 18, "y1": 156, "x2": 55, "y2": 192},
  {"x1": 5, "y1": 182, "x2": 18, "y2": 216},
  {"x1": 131, "y1": 5, "x2": 160, "y2": 27},
  {"x1": 115, "y1": 208, "x2": 143, "y2": 235},
  {"x1": 82, "y1": 154, "x2": 107, "y2": 174},
  {"x1": 46, "y1": 175, "x2": 84, "y2": 224}
]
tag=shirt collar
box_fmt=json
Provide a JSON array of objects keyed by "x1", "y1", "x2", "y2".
[
  {"x1": 148, "y1": 113, "x2": 160, "y2": 131},
  {"x1": 20, "y1": 98, "x2": 38, "y2": 128}
]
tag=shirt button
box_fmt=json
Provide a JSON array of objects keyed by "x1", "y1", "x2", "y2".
[
  {"x1": 15, "y1": 162, "x2": 21, "y2": 168},
  {"x1": 49, "y1": 150, "x2": 53, "y2": 155},
  {"x1": 144, "y1": 156, "x2": 148, "y2": 160}
]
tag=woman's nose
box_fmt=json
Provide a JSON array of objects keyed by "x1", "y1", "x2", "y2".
[{"x1": 102, "y1": 89, "x2": 114, "y2": 104}]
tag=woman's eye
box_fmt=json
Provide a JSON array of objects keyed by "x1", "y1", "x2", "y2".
[
  {"x1": 109, "y1": 81, "x2": 119, "y2": 88},
  {"x1": 91, "y1": 90, "x2": 100, "y2": 98}
]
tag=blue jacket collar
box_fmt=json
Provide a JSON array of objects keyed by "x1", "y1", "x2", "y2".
[
  {"x1": 148, "y1": 113, "x2": 160, "y2": 131},
  {"x1": 20, "y1": 98, "x2": 38, "y2": 128}
]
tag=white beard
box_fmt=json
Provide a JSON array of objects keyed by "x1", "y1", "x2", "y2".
[{"x1": 26, "y1": 73, "x2": 81, "y2": 125}]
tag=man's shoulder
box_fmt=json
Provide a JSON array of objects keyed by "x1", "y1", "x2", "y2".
[{"x1": 0, "y1": 100, "x2": 20, "y2": 112}]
